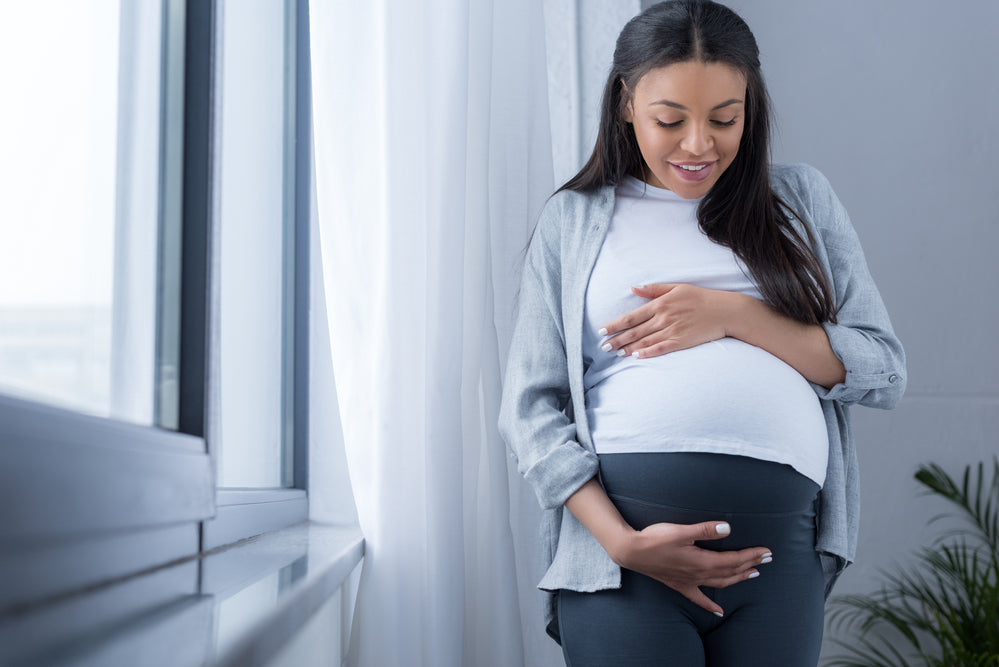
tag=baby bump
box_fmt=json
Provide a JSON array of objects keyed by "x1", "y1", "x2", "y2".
[{"x1": 585, "y1": 338, "x2": 829, "y2": 486}]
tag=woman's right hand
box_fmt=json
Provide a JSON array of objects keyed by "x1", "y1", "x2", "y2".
[
  {"x1": 610, "y1": 520, "x2": 772, "y2": 616},
  {"x1": 564, "y1": 478, "x2": 771, "y2": 617}
]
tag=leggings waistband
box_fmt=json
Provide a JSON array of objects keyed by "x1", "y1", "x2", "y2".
[{"x1": 598, "y1": 452, "x2": 819, "y2": 515}]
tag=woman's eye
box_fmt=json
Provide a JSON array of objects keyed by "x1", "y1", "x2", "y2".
[
  {"x1": 712, "y1": 118, "x2": 738, "y2": 127},
  {"x1": 656, "y1": 119, "x2": 682, "y2": 129}
]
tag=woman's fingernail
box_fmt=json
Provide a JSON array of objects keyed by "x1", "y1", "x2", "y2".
[
  {"x1": 597, "y1": 327, "x2": 608, "y2": 337},
  {"x1": 616, "y1": 349, "x2": 627, "y2": 357},
  {"x1": 747, "y1": 571, "x2": 760, "y2": 579},
  {"x1": 715, "y1": 523, "x2": 730, "y2": 536},
  {"x1": 761, "y1": 556, "x2": 773, "y2": 564},
  {"x1": 713, "y1": 611, "x2": 724, "y2": 618},
  {"x1": 601, "y1": 342, "x2": 612, "y2": 352},
  {"x1": 632, "y1": 351, "x2": 641, "y2": 358},
  {"x1": 635, "y1": 284, "x2": 646, "y2": 289}
]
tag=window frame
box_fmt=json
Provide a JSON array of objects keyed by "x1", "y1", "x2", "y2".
[
  {"x1": 204, "y1": 0, "x2": 310, "y2": 544},
  {"x1": 0, "y1": 0, "x2": 312, "y2": 614}
]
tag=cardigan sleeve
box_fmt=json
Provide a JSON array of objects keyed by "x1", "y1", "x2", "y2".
[
  {"x1": 498, "y1": 196, "x2": 599, "y2": 510},
  {"x1": 781, "y1": 164, "x2": 907, "y2": 409}
]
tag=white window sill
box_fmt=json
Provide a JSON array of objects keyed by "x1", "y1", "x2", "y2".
[
  {"x1": 204, "y1": 488, "x2": 310, "y2": 551},
  {"x1": 0, "y1": 522, "x2": 364, "y2": 667}
]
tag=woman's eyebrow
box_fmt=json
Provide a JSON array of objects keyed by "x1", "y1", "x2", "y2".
[{"x1": 649, "y1": 98, "x2": 744, "y2": 110}]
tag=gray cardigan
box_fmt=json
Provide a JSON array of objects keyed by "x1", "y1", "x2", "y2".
[{"x1": 498, "y1": 163, "x2": 906, "y2": 636}]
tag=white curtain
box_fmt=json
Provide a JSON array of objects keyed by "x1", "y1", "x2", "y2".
[
  {"x1": 309, "y1": 0, "x2": 559, "y2": 664},
  {"x1": 542, "y1": 0, "x2": 640, "y2": 186}
]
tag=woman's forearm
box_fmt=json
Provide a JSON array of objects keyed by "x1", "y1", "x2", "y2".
[
  {"x1": 563, "y1": 477, "x2": 636, "y2": 564},
  {"x1": 725, "y1": 292, "x2": 845, "y2": 389}
]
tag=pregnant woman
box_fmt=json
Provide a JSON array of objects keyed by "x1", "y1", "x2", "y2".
[{"x1": 498, "y1": 2, "x2": 906, "y2": 665}]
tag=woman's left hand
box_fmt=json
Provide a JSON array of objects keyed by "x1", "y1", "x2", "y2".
[
  {"x1": 600, "y1": 282, "x2": 847, "y2": 387},
  {"x1": 599, "y1": 283, "x2": 737, "y2": 359}
]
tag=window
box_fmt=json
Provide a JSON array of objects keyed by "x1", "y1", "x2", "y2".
[
  {"x1": 216, "y1": 0, "x2": 298, "y2": 489},
  {"x1": 0, "y1": 0, "x2": 310, "y2": 612},
  {"x1": 204, "y1": 0, "x2": 310, "y2": 550},
  {"x1": 0, "y1": 0, "x2": 159, "y2": 425}
]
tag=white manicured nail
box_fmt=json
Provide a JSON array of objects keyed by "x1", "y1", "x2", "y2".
[
  {"x1": 747, "y1": 571, "x2": 760, "y2": 579},
  {"x1": 761, "y1": 556, "x2": 773, "y2": 564},
  {"x1": 713, "y1": 611, "x2": 724, "y2": 618},
  {"x1": 601, "y1": 342, "x2": 612, "y2": 352},
  {"x1": 715, "y1": 523, "x2": 730, "y2": 536},
  {"x1": 632, "y1": 351, "x2": 641, "y2": 358},
  {"x1": 597, "y1": 327, "x2": 608, "y2": 337},
  {"x1": 635, "y1": 284, "x2": 646, "y2": 289},
  {"x1": 616, "y1": 349, "x2": 627, "y2": 357}
]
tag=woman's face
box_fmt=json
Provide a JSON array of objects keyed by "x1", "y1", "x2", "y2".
[{"x1": 623, "y1": 61, "x2": 747, "y2": 199}]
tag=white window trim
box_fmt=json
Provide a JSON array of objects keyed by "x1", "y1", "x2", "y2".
[
  {"x1": 204, "y1": 489, "x2": 308, "y2": 551},
  {"x1": 0, "y1": 393, "x2": 212, "y2": 611}
]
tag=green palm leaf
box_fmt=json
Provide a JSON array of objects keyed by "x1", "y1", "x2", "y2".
[{"x1": 826, "y1": 458, "x2": 999, "y2": 666}]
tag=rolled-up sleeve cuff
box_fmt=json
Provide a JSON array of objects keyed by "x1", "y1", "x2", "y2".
[
  {"x1": 523, "y1": 442, "x2": 600, "y2": 510},
  {"x1": 816, "y1": 322, "x2": 905, "y2": 406},
  {"x1": 815, "y1": 369, "x2": 904, "y2": 403}
]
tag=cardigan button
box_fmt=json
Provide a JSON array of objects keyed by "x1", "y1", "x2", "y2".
[{"x1": 888, "y1": 374, "x2": 899, "y2": 384}]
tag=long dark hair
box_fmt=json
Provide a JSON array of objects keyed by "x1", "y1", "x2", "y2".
[{"x1": 560, "y1": 0, "x2": 836, "y2": 325}]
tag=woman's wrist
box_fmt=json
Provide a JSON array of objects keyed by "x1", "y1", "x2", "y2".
[
  {"x1": 721, "y1": 291, "x2": 755, "y2": 339},
  {"x1": 564, "y1": 478, "x2": 640, "y2": 567},
  {"x1": 604, "y1": 525, "x2": 640, "y2": 567}
]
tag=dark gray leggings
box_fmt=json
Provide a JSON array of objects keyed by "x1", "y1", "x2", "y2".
[{"x1": 557, "y1": 453, "x2": 825, "y2": 667}]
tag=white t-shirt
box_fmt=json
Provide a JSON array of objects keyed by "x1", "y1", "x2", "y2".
[{"x1": 582, "y1": 176, "x2": 828, "y2": 486}]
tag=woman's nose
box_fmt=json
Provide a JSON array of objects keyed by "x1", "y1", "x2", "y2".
[{"x1": 680, "y1": 124, "x2": 712, "y2": 156}]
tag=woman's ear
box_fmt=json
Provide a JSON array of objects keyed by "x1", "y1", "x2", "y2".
[{"x1": 619, "y1": 79, "x2": 634, "y2": 124}]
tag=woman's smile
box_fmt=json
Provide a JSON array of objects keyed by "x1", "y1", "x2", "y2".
[{"x1": 670, "y1": 161, "x2": 716, "y2": 182}]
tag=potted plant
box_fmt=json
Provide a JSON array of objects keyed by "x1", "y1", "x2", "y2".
[{"x1": 826, "y1": 459, "x2": 999, "y2": 666}]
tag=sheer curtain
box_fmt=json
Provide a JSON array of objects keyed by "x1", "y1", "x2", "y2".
[{"x1": 309, "y1": 1, "x2": 558, "y2": 665}]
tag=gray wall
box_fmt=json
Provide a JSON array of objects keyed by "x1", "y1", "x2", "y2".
[{"x1": 715, "y1": 0, "x2": 999, "y2": 661}]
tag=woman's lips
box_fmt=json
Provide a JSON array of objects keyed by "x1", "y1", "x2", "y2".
[{"x1": 670, "y1": 161, "x2": 715, "y2": 182}]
